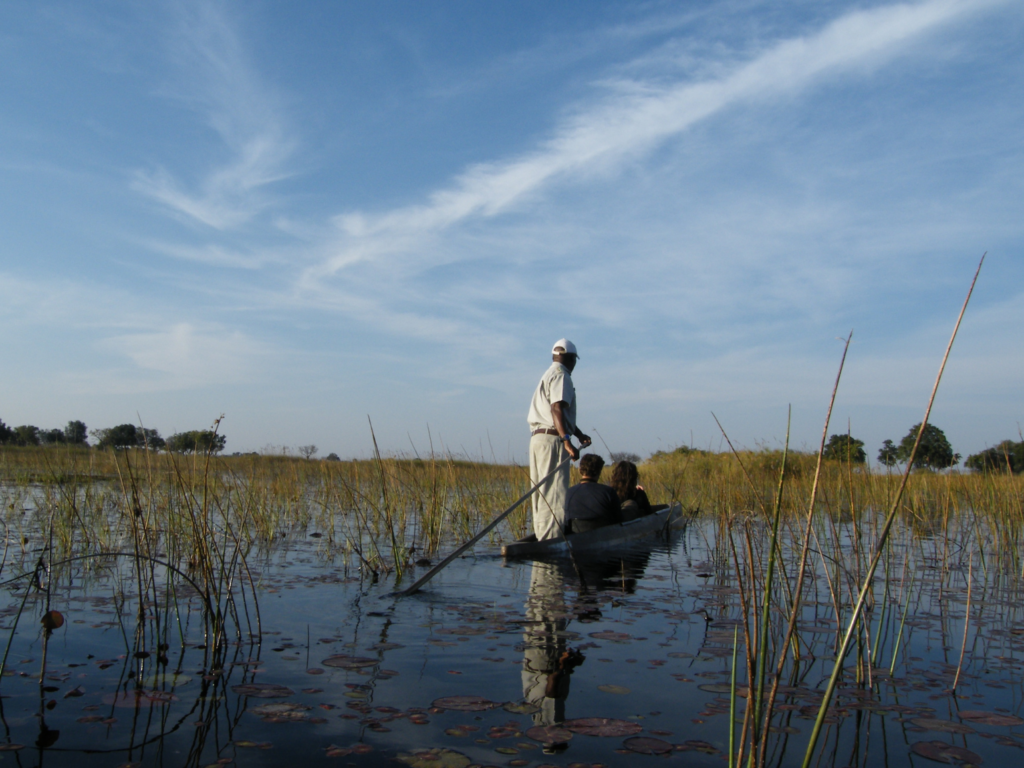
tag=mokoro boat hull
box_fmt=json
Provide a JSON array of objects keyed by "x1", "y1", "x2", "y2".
[{"x1": 501, "y1": 502, "x2": 686, "y2": 558}]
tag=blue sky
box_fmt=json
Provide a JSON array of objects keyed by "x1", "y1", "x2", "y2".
[{"x1": 1, "y1": 0, "x2": 1021, "y2": 462}]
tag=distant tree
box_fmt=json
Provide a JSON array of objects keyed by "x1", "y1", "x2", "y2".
[
  {"x1": 325, "y1": 453, "x2": 341, "y2": 462},
  {"x1": 64, "y1": 420, "x2": 88, "y2": 445},
  {"x1": 0, "y1": 419, "x2": 12, "y2": 444},
  {"x1": 197, "y1": 431, "x2": 225, "y2": 454},
  {"x1": 877, "y1": 439, "x2": 899, "y2": 468},
  {"x1": 165, "y1": 432, "x2": 189, "y2": 453},
  {"x1": 822, "y1": 434, "x2": 866, "y2": 464},
  {"x1": 138, "y1": 428, "x2": 165, "y2": 450},
  {"x1": 896, "y1": 423, "x2": 956, "y2": 470},
  {"x1": 647, "y1": 445, "x2": 709, "y2": 462},
  {"x1": 62, "y1": 421, "x2": 88, "y2": 444},
  {"x1": 40, "y1": 428, "x2": 66, "y2": 444},
  {"x1": 965, "y1": 440, "x2": 1024, "y2": 474},
  {"x1": 95, "y1": 424, "x2": 138, "y2": 450},
  {"x1": 166, "y1": 430, "x2": 226, "y2": 454},
  {"x1": 610, "y1": 451, "x2": 642, "y2": 464},
  {"x1": 13, "y1": 425, "x2": 41, "y2": 447},
  {"x1": 93, "y1": 424, "x2": 165, "y2": 450},
  {"x1": 298, "y1": 445, "x2": 318, "y2": 460}
]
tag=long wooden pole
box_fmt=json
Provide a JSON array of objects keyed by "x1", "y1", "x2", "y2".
[{"x1": 393, "y1": 455, "x2": 573, "y2": 596}]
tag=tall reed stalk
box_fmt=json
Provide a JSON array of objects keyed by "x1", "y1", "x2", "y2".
[{"x1": 800, "y1": 254, "x2": 984, "y2": 767}]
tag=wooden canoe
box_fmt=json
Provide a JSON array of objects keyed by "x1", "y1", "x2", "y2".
[{"x1": 501, "y1": 502, "x2": 686, "y2": 558}]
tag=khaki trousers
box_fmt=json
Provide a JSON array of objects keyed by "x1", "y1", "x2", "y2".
[{"x1": 529, "y1": 434, "x2": 569, "y2": 540}]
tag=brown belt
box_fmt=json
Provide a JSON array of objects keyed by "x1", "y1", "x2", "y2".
[{"x1": 531, "y1": 428, "x2": 562, "y2": 437}]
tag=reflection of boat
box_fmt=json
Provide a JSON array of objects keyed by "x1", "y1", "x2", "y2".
[{"x1": 502, "y1": 502, "x2": 686, "y2": 558}]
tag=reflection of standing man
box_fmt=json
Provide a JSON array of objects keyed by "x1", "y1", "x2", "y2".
[
  {"x1": 521, "y1": 560, "x2": 584, "y2": 727},
  {"x1": 528, "y1": 339, "x2": 591, "y2": 540}
]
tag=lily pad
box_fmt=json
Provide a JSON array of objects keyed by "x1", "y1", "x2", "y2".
[
  {"x1": 231, "y1": 683, "x2": 295, "y2": 698},
  {"x1": 589, "y1": 631, "x2": 632, "y2": 642},
  {"x1": 564, "y1": 717, "x2": 643, "y2": 737},
  {"x1": 250, "y1": 703, "x2": 312, "y2": 717},
  {"x1": 910, "y1": 740, "x2": 982, "y2": 764},
  {"x1": 102, "y1": 690, "x2": 179, "y2": 709},
  {"x1": 503, "y1": 701, "x2": 540, "y2": 715},
  {"x1": 959, "y1": 710, "x2": 1024, "y2": 726},
  {"x1": 597, "y1": 684, "x2": 631, "y2": 695},
  {"x1": 140, "y1": 673, "x2": 192, "y2": 688},
  {"x1": 322, "y1": 655, "x2": 378, "y2": 670},
  {"x1": 698, "y1": 683, "x2": 748, "y2": 696},
  {"x1": 430, "y1": 695, "x2": 500, "y2": 711},
  {"x1": 436, "y1": 626, "x2": 487, "y2": 636},
  {"x1": 682, "y1": 739, "x2": 720, "y2": 754},
  {"x1": 910, "y1": 718, "x2": 975, "y2": 734},
  {"x1": 798, "y1": 624, "x2": 839, "y2": 634},
  {"x1": 525, "y1": 725, "x2": 573, "y2": 744},
  {"x1": 396, "y1": 748, "x2": 471, "y2": 768},
  {"x1": 624, "y1": 736, "x2": 674, "y2": 755},
  {"x1": 259, "y1": 713, "x2": 310, "y2": 723}
]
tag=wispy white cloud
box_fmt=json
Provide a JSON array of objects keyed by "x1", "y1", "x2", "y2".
[
  {"x1": 0, "y1": 271, "x2": 144, "y2": 331},
  {"x1": 423, "y1": 5, "x2": 712, "y2": 101},
  {"x1": 0, "y1": 271, "x2": 269, "y2": 394},
  {"x1": 137, "y1": 239, "x2": 276, "y2": 270},
  {"x1": 125, "y1": 0, "x2": 1007, "y2": 356},
  {"x1": 132, "y1": 2, "x2": 294, "y2": 230},
  {"x1": 96, "y1": 322, "x2": 265, "y2": 390},
  {"x1": 305, "y1": 0, "x2": 1000, "y2": 285}
]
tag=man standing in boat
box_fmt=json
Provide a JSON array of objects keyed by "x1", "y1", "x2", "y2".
[{"x1": 528, "y1": 339, "x2": 591, "y2": 540}]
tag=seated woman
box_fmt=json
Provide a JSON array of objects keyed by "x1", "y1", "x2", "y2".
[
  {"x1": 611, "y1": 461, "x2": 652, "y2": 521},
  {"x1": 564, "y1": 454, "x2": 621, "y2": 534}
]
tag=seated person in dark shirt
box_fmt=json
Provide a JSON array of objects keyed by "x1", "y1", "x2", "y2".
[
  {"x1": 611, "y1": 460, "x2": 652, "y2": 521},
  {"x1": 565, "y1": 454, "x2": 621, "y2": 534}
]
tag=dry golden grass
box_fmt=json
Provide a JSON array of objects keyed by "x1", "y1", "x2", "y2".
[{"x1": 3, "y1": 443, "x2": 1021, "y2": 576}]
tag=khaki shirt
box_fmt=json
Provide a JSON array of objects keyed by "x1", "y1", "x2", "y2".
[{"x1": 527, "y1": 362, "x2": 576, "y2": 433}]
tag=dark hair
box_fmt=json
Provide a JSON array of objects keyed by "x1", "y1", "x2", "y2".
[
  {"x1": 579, "y1": 453, "x2": 605, "y2": 478},
  {"x1": 611, "y1": 461, "x2": 639, "y2": 502}
]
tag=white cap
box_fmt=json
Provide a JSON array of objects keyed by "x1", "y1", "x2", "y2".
[{"x1": 552, "y1": 338, "x2": 579, "y2": 358}]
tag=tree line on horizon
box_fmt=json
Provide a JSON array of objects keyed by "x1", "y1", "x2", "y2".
[
  {"x1": 0, "y1": 418, "x2": 226, "y2": 455},
  {"x1": 3, "y1": 415, "x2": 1022, "y2": 472},
  {"x1": 824, "y1": 423, "x2": 1023, "y2": 473},
  {"x1": 652, "y1": 422, "x2": 1024, "y2": 474},
  {"x1": 826, "y1": 423, "x2": 963, "y2": 470}
]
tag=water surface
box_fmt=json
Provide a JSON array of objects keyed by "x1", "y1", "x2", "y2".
[{"x1": 2, "y1": 519, "x2": 1023, "y2": 767}]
